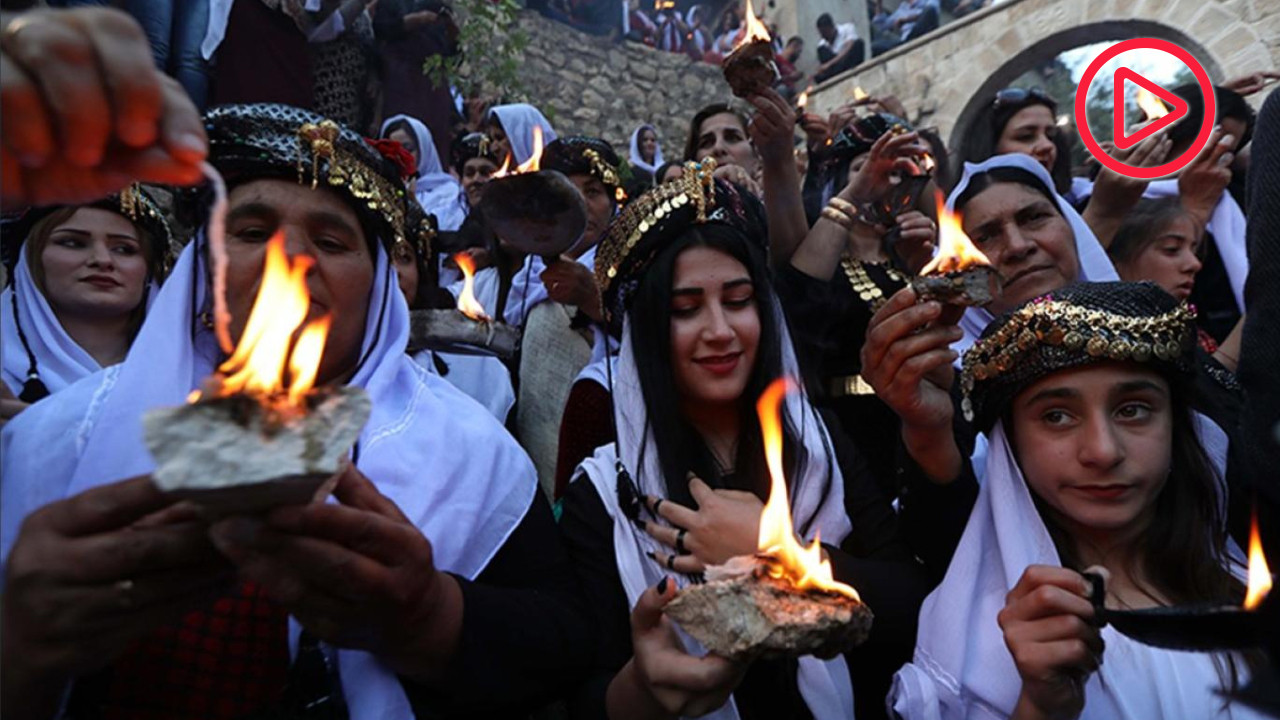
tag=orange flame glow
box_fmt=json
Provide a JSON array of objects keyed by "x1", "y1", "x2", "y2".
[
  {"x1": 1245, "y1": 507, "x2": 1273, "y2": 610},
  {"x1": 454, "y1": 252, "x2": 491, "y2": 321},
  {"x1": 796, "y1": 90, "x2": 810, "y2": 110},
  {"x1": 756, "y1": 378, "x2": 860, "y2": 600},
  {"x1": 852, "y1": 86, "x2": 869, "y2": 102},
  {"x1": 736, "y1": 0, "x2": 770, "y2": 48},
  {"x1": 492, "y1": 126, "x2": 544, "y2": 178},
  {"x1": 919, "y1": 190, "x2": 992, "y2": 275},
  {"x1": 1135, "y1": 87, "x2": 1169, "y2": 120},
  {"x1": 193, "y1": 232, "x2": 330, "y2": 409}
]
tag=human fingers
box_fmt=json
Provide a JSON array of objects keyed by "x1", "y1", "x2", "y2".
[
  {"x1": 863, "y1": 299, "x2": 944, "y2": 368},
  {"x1": 0, "y1": 397, "x2": 29, "y2": 421},
  {"x1": 646, "y1": 494, "x2": 698, "y2": 529},
  {"x1": 641, "y1": 520, "x2": 683, "y2": 550},
  {"x1": 77, "y1": 7, "x2": 162, "y2": 148},
  {"x1": 49, "y1": 521, "x2": 223, "y2": 583},
  {"x1": 1005, "y1": 565, "x2": 1095, "y2": 612},
  {"x1": 3, "y1": 11, "x2": 112, "y2": 167},
  {"x1": 631, "y1": 576, "x2": 674, "y2": 635},
  {"x1": 36, "y1": 475, "x2": 171, "y2": 537},
  {"x1": 687, "y1": 475, "x2": 715, "y2": 505},
  {"x1": 0, "y1": 46, "x2": 54, "y2": 167},
  {"x1": 154, "y1": 74, "x2": 208, "y2": 167},
  {"x1": 648, "y1": 550, "x2": 705, "y2": 575},
  {"x1": 328, "y1": 463, "x2": 410, "y2": 523}
]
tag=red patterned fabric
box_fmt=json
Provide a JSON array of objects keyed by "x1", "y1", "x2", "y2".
[
  {"x1": 1198, "y1": 326, "x2": 1219, "y2": 354},
  {"x1": 102, "y1": 581, "x2": 289, "y2": 720}
]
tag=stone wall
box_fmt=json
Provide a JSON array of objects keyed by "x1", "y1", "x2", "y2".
[
  {"x1": 512, "y1": 11, "x2": 729, "y2": 162},
  {"x1": 809, "y1": 0, "x2": 1280, "y2": 156}
]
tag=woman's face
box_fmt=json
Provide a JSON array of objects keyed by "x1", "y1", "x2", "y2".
[
  {"x1": 488, "y1": 119, "x2": 512, "y2": 165},
  {"x1": 660, "y1": 164, "x2": 685, "y2": 184},
  {"x1": 1012, "y1": 363, "x2": 1173, "y2": 541},
  {"x1": 568, "y1": 174, "x2": 615, "y2": 248},
  {"x1": 961, "y1": 182, "x2": 1079, "y2": 315},
  {"x1": 224, "y1": 179, "x2": 374, "y2": 385},
  {"x1": 695, "y1": 112, "x2": 759, "y2": 176},
  {"x1": 387, "y1": 127, "x2": 420, "y2": 168},
  {"x1": 39, "y1": 207, "x2": 149, "y2": 321},
  {"x1": 669, "y1": 246, "x2": 761, "y2": 409},
  {"x1": 462, "y1": 157, "x2": 498, "y2": 207},
  {"x1": 640, "y1": 128, "x2": 659, "y2": 163},
  {"x1": 1115, "y1": 216, "x2": 1202, "y2": 301},
  {"x1": 996, "y1": 105, "x2": 1058, "y2": 175},
  {"x1": 392, "y1": 243, "x2": 419, "y2": 307}
]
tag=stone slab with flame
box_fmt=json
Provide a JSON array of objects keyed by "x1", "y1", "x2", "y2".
[
  {"x1": 410, "y1": 252, "x2": 519, "y2": 358},
  {"x1": 721, "y1": 1, "x2": 778, "y2": 99},
  {"x1": 665, "y1": 380, "x2": 873, "y2": 660},
  {"x1": 144, "y1": 227, "x2": 370, "y2": 515},
  {"x1": 910, "y1": 191, "x2": 1001, "y2": 307}
]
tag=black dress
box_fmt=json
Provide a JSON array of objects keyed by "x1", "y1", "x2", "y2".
[{"x1": 558, "y1": 410, "x2": 977, "y2": 720}]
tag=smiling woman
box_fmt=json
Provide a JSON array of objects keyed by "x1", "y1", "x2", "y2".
[{"x1": 1, "y1": 187, "x2": 171, "y2": 407}]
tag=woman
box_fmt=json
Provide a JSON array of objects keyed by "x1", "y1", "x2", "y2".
[
  {"x1": 684, "y1": 104, "x2": 760, "y2": 182},
  {"x1": 960, "y1": 87, "x2": 1074, "y2": 198},
  {"x1": 890, "y1": 281, "x2": 1266, "y2": 720},
  {"x1": 629, "y1": 124, "x2": 664, "y2": 186},
  {"x1": 1, "y1": 187, "x2": 169, "y2": 404},
  {"x1": 381, "y1": 113, "x2": 468, "y2": 230},
  {"x1": 561, "y1": 169, "x2": 964, "y2": 720},
  {"x1": 487, "y1": 103, "x2": 558, "y2": 166},
  {"x1": 0, "y1": 104, "x2": 589, "y2": 719}
]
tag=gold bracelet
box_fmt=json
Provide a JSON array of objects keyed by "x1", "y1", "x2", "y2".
[
  {"x1": 827, "y1": 197, "x2": 859, "y2": 219},
  {"x1": 820, "y1": 207, "x2": 854, "y2": 229}
]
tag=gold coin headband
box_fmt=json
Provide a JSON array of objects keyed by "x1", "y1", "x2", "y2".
[
  {"x1": 960, "y1": 295, "x2": 1197, "y2": 422},
  {"x1": 297, "y1": 120, "x2": 408, "y2": 250}
]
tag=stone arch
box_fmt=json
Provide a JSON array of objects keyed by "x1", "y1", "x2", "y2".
[{"x1": 948, "y1": 19, "x2": 1223, "y2": 167}]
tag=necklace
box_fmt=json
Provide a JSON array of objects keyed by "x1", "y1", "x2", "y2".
[{"x1": 840, "y1": 254, "x2": 906, "y2": 313}]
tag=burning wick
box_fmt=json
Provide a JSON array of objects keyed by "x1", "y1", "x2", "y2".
[
  {"x1": 852, "y1": 86, "x2": 870, "y2": 102},
  {"x1": 1245, "y1": 506, "x2": 1273, "y2": 610},
  {"x1": 201, "y1": 162, "x2": 234, "y2": 354},
  {"x1": 492, "y1": 126, "x2": 544, "y2": 179},
  {"x1": 722, "y1": 0, "x2": 778, "y2": 98},
  {"x1": 454, "y1": 252, "x2": 491, "y2": 322},
  {"x1": 756, "y1": 378, "x2": 859, "y2": 599},
  {"x1": 795, "y1": 88, "x2": 810, "y2": 124},
  {"x1": 1135, "y1": 87, "x2": 1170, "y2": 120},
  {"x1": 911, "y1": 190, "x2": 999, "y2": 307}
]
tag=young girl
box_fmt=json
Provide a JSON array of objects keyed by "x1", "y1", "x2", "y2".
[
  {"x1": 560, "y1": 167, "x2": 967, "y2": 720},
  {"x1": 890, "y1": 281, "x2": 1265, "y2": 720}
]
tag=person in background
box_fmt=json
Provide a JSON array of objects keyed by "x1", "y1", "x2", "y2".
[
  {"x1": 628, "y1": 124, "x2": 664, "y2": 187},
  {"x1": 375, "y1": 0, "x2": 459, "y2": 163},
  {"x1": 870, "y1": 0, "x2": 939, "y2": 56},
  {"x1": 1, "y1": 188, "x2": 171, "y2": 429},
  {"x1": 381, "y1": 113, "x2": 468, "y2": 230},
  {"x1": 814, "y1": 13, "x2": 863, "y2": 83},
  {"x1": 487, "y1": 103, "x2": 558, "y2": 166},
  {"x1": 451, "y1": 131, "x2": 501, "y2": 211},
  {"x1": 123, "y1": 0, "x2": 212, "y2": 110}
]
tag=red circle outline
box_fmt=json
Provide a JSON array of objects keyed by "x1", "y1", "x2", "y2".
[{"x1": 1074, "y1": 38, "x2": 1216, "y2": 179}]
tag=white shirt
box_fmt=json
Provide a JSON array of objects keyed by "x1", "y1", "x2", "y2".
[{"x1": 817, "y1": 22, "x2": 859, "y2": 53}]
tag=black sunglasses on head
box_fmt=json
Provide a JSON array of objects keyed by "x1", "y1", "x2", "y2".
[{"x1": 992, "y1": 87, "x2": 1055, "y2": 111}]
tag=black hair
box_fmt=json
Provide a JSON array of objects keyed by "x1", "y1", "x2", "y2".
[
  {"x1": 954, "y1": 165, "x2": 1062, "y2": 214},
  {"x1": 817, "y1": 13, "x2": 834, "y2": 27},
  {"x1": 1166, "y1": 84, "x2": 1256, "y2": 152},
  {"x1": 627, "y1": 224, "x2": 818, "y2": 513},
  {"x1": 959, "y1": 91, "x2": 1073, "y2": 194},
  {"x1": 654, "y1": 161, "x2": 683, "y2": 184},
  {"x1": 684, "y1": 103, "x2": 751, "y2": 162},
  {"x1": 1108, "y1": 197, "x2": 1197, "y2": 267}
]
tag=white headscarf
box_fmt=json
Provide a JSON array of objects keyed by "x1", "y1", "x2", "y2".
[
  {"x1": 572, "y1": 299, "x2": 856, "y2": 720},
  {"x1": 889, "y1": 421, "x2": 1262, "y2": 720},
  {"x1": 2, "y1": 241, "x2": 158, "y2": 399},
  {"x1": 945, "y1": 154, "x2": 1119, "y2": 358},
  {"x1": 487, "y1": 104, "x2": 558, "y2": 166},
  {"x1": 2, "y1": 230, "x2": 536, "y2": 720},
  {"x1": 380, "y1": 114, "x2": 468, "y2": 231},
  {"x1": 629, "y1": 124, "x2": 665, "y2": 177}
]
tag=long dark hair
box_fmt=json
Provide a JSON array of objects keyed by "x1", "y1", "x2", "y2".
[
  {"x1": 627, "y1": 224, "x2": 817, "y2": 512},
  {"x1": 1010, "y1": 372, "x2": 1260, "y2": 691},
  {"x1": 1108, "y1": 197, "x2": 1197, "y2": 267},
  {"x1": 958, "y1": 95, "x2": 1073, "y2": 195}
]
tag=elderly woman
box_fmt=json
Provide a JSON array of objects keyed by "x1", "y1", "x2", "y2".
[
  {"x1": 1, "y1": 187, "x2": 170, "y2": 411},
  {"x1": 0, "y1": 104, "x2": 589, "y2": 720}
]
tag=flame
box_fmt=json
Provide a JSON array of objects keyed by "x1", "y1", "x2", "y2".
[
  {"x1": 796, "y1": 89, "x2": 810, "y2": 110},
  {"x1": 1245, "y1": 507, "x2": 1273, "y2": 610},
  {"x1": 454, "y1": 252, "x2": 491, "y2": 321},
  {"x1": 1135, "y1": 87, "x2": 1169, "y2": 120},
  {"x1": 919, "y1": 190, "x2": 992, "y2": 275},
  {"x1": 756, "y1": 378, "x2": 860, "y2": 600},
  {"x1": 193, "y1": 232, "x2": 330, "y2": 409},
  {"x1": 735, "y1": 0, "x2": 770, "y2": 48},
  {"x1": 491, "y1": 126, "x2": 544, "y2": 178},
  {"x1": 852, "y1": 86, "x2": 869, "y2": 102}
]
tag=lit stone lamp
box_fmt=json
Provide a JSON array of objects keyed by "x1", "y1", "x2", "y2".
[
  {"x1": 410, "y1": 251, "x2": 521, "y2": 358},
  {"x1": 721, "y1": 1, "x2": 778, "y2": 98},
  {"x1": 909, "y1": 192, "x2": 1000, "y2": 307},
  {"x1": 666, "y1": 380, "x2": 873, "y2": 659}
]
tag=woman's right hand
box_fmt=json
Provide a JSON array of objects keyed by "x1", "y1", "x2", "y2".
[
  {"x1": 1, "y1": 476, "x2": 232, "y2": 718},
  {"x1": 860, "y1": 287, "x2": 964, "y2": 482},
  {"x1": 712, "y1": 163, "x2": 763, "y2": 198},
  {"x1": 999, "y1": 566, "x2": 1104, "y2": 720},
  {"x1": 607, "y1": 579, "x2": 747, "y2": 719},
  {"x1": 843, "y1": 129, "x2": 931, "y2": 202}
]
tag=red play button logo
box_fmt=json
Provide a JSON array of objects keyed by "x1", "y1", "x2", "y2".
[
  {"x1": 1112, "y1": 67, "x2": 1189, "y2": 150},
  {"x1": 1075, "y1": 37, "x2": 1215, "y2": 179}
]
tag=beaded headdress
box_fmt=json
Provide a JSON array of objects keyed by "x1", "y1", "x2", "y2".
[
  {"x1": 201, "y1": 104, "x2": 409, "y2": 251},
  {"x1": 542, "y1": 135, "x2": 630, "y2": 203},
  {"x1": 961, "y1": 281, "x2": 1198, "y2": 431}
]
